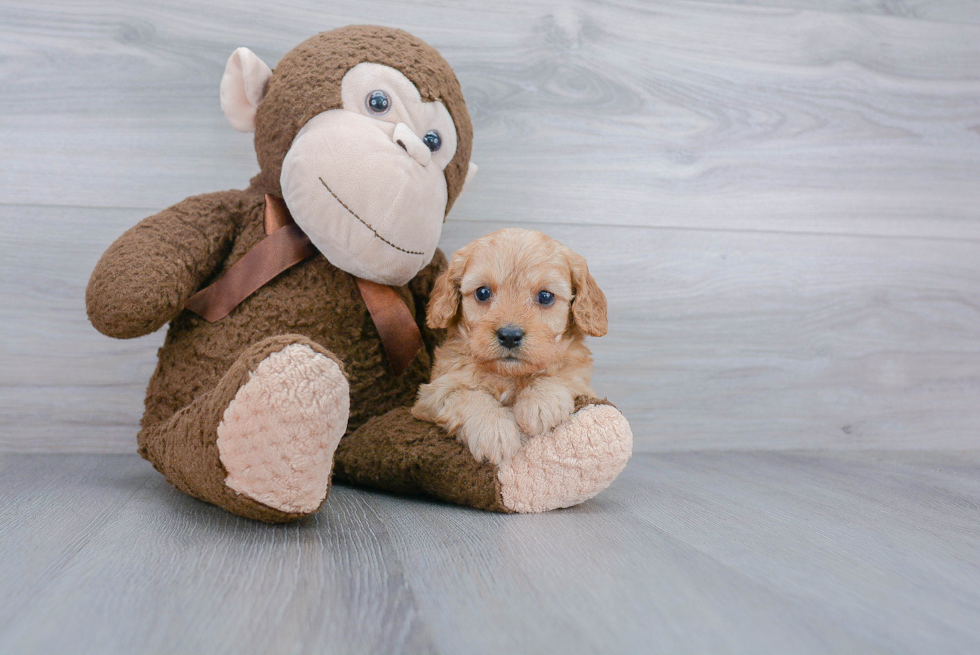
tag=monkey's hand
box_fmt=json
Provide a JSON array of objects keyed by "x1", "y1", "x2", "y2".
[{"x1": 86, "y1": 191, "x2": 245, "y2": 339}]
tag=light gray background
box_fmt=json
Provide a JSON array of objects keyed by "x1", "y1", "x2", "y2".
[{"x1": 1, "y1": 1, "x2": 979, "y2": 653}]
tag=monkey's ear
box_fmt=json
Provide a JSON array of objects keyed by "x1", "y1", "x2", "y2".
[
  {"x1": 220, "y1": 47, "x2": 273, "y2": 133},
  {"x1": 464, "y1": 162, "x2": 478, "y2": 188},
  {"x1": 568, "y1": 250, "x2": 608, "y2": 337},
  {"x1": 427, "y1": 251, "x2": 468, "y2": 329}
]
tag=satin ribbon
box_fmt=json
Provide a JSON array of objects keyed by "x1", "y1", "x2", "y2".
[{"x1": 184, "y1": 194, "x2": 422, "y2": 375}]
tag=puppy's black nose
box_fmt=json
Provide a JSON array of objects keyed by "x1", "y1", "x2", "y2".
[{"x1": 496, "y1": 326, "x2": 524, "y2": 349}]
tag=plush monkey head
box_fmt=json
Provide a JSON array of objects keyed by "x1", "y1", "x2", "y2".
[{"x1": 220, "y1": 26, "x2": 476, "y2": 286}]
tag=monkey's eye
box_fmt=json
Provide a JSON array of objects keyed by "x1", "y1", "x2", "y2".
[
  {"x1": 475, "y1": 286, "x2": 492, "y2": 302},
  {"x1": 423, "y1": 130, "x2": 442, "y2": 152},
  {"x1": 537, "y1": 290, "x2": 555, "y2": 306},
  {"x1": 365, "y1": 90, "x2": 391, "y2": 115}
]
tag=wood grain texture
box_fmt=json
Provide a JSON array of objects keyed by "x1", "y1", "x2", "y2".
[
  {"x1": 0, "y1": 452, "x2": 978, "y2": 653},
  {"x1": 696, "y1": 0, "x2": 980, "y2": 24},
  {"x1": 0, "y1": 456, "x2": 436, "y2": 654},
  {"x1": 1, "y1": 0, "x2": 978, "y2": 237}
]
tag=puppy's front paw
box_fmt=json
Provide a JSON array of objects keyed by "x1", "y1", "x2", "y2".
[
  {"x1": 460, "y1": 410, "x2": 521, "y2": 465},
  {"x1": 514, "y1": 387, "x2": 575, "y2": 436}
]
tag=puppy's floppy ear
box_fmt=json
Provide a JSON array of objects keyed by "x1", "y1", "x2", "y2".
[
  {"x1": 567, "y1": 249, "x2": 608, "y2": 337},
  {"x1": 427, "y1": 249, "x2": 468, "y2": 329}
]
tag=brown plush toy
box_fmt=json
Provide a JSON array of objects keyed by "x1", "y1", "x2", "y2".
[{"x1": 86, "y1": 25, "x2": 633, "y2": 523}]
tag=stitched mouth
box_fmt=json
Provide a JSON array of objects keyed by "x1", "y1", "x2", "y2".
[{"x1": 319, "y1": 177, "x2": 424, "y2": 256}]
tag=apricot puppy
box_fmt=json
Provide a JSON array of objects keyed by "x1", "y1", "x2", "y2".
[{"x1": 412, "y1": 228, "x2": 608, "y2": 464}]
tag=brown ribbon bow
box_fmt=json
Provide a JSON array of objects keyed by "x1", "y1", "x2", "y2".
[{"x1": 184, "y1": 194, "x2": 423, "y2": 376}]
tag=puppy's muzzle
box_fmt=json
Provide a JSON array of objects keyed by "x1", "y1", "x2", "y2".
[{"x1": 496, "y1": 325, "x2": 525, "y2": 350}]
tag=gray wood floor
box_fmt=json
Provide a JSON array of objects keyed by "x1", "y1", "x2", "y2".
[
  {"x1": 1, "y1": 451, "x2": 978, "y2": 654},
  {"x1": 2, "y1": 1, "x2": 980, "y2": 653}
]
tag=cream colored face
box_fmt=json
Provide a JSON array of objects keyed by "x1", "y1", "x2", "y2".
[
  {"x1": 279, "y1": 63, "x2": 459, "y2": 285},
  {"x1": 456, "y1": 231, "x2": 575, "y2": 377}
]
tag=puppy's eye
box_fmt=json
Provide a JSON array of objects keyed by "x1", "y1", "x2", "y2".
[
  {"x1": 475, "y1": 286, "x2": 492, "y2": 302},
  {"x1": 537, "y1": 290, "x2": 555, "y2": 306},
  {"x1": 366, "y1": 90, "x2": 391, "y2": 115}
]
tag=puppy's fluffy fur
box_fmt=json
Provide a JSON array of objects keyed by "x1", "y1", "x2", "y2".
[{"x1": 412, "y1": 228, "x2": 608, "y2": 465}]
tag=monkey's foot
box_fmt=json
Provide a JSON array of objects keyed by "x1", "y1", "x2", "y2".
[
  {"x1": 332, "y1": 398, "x2": 630, "y2": 514},
  {"x1": 497, "y1": 400, "x2": 632, "y2": 513},
  {"x1": 217, "y1": 343, "x2": 350, "y2": 514}
]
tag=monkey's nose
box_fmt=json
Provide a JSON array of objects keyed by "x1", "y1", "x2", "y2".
[
  {"x1": 392, "y1": 123, "x2": 431, "y2": 167},
  {"x1": 496, "y1": 326, "x2": 525, "y2": 350}
]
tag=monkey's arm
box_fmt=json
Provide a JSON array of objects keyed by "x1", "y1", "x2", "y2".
[
  {"x1": 86, "y1": 190, "x2": 246, "y2": 339},
  {"x1": 408, "y1": 248, "x2": 448, "y2": 358}
]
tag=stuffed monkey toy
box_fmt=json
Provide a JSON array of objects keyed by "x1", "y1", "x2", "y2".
[{"x1": 86, "y1": 26, "x2": 632, "y2": 523}]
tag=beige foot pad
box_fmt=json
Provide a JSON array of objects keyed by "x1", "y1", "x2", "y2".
[
  {"x1": 217, "y1": 344, "x2": 350, "y2": 514},
  {"x1": 497, "y1": 404, "x2": 633, "y2": 513}
]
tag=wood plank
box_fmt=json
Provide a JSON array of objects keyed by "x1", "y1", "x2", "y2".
[
  {"x1": 1, "y1": 1, "x2": 978, "y2": 238},
  {"x1": 2, "y1": 452, "x2": 978, "y2": 653},
  {"x1": 3, "y1": 205, "x2": 979, "y2": 453},
  {"x1": 0, "y1": 455, "x2": 436, "y2": 654},
  {"x1": 609, "y1": 451, "x2": 980, "y2": 652},
  {"x1": 380, "y1": 449, "x2": 980, "y2": 653},
  {"x1": 363, "y1": 478, "x2": 891, "y2": 653},
  {"x1": 691, "y1": 0, "x2": 980, "y2": 24},
  {"x1": 0, "y1": 455, "x2": 152, "y2": 636}
]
